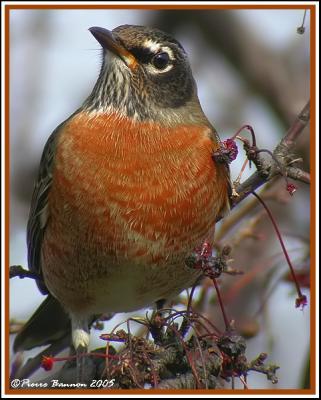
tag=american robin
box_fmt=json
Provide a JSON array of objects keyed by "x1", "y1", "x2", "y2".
[{"x1": 13, "y1": 25, "x2": 230, "y2": 375}]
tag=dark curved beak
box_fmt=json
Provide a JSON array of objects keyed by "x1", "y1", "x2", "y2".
[{"x1": 89, "y1": 26, "x2": 137, "y2": 70}]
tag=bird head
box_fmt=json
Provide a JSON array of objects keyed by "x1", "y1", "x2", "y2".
[{"x1": 85, "y1": 25, "x2": 208, "y2": 126}]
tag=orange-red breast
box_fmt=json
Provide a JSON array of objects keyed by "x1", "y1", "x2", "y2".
[{"x1": 14, "y1": 25, "x2": 230, "y2": 364}]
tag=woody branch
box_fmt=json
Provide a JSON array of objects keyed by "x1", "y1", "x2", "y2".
[{"x1": 230, "y1": 100, "x2": 310, "y2": 208}]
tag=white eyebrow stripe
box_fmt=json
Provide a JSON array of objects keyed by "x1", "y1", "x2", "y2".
[
  {"x1": 142, "y1": 40, "x2": 175, "y2": 61},
  {"x1": 143, "y1": 39, "x2": 160, "y2": 53}
]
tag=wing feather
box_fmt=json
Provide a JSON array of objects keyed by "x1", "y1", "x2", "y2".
[{"x1": 27, "y1": 125, "x2": 62, "y2": 294}]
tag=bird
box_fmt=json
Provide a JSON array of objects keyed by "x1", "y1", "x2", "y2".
[{"x1": 13, "y1": 24, "x2": 230, "y2": 379}]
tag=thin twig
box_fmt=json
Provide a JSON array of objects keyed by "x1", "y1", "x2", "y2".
[
  {"x1": 286, "y1": 166, "x2": 310, "y2": 184},
  {"x1": 9, "y1": 265, "x2": 41, "y2": 281},
  {"x1": 212, "y1": 278, "x2": 230, "y2": 331},
  {"x1": 282, "y1": 101, "x2": 310, "y2": 145},
  {"x1": 252, "y1": 191, "x2": 306, "y2": 306},
  {"x1": 227, "y1": 101, "x2": 310, "y2": 209}
]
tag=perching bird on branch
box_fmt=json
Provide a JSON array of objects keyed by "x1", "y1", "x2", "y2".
[{"x1": 14, "y1": 25, "x2": 230, "y2": 380}]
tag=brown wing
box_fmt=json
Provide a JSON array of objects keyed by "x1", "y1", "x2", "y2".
[{"x1": 26, "y1": 121, "x2": 67, "y2": 294}]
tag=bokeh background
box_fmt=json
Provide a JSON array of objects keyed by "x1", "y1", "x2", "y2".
[{"x1": 9, "y1": 7, "x2": 311, "y2": 389}]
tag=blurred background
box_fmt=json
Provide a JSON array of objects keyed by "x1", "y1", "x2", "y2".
[{"x1": 9, "y1": 8, "x2": 311, "y2": 389}]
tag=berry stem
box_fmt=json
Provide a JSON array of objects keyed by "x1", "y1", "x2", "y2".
[
  {"x1": 252, "y1": 191, "x2": 306, "y2": 307},
  {"x1": 212, "y1": 278, "x2": 231, "y2": 331},
  {"x1": 231, "y1": 124, "x2": 257, "y2": 147}
]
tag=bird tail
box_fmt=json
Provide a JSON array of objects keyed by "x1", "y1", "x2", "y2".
[{"x1": 13, "y1": 295, "x2": 71, "y2": 352}]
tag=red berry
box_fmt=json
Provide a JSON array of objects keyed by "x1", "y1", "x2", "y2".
[{"x1": 41, "y1": 356, "x2": 54, "y2": 371}]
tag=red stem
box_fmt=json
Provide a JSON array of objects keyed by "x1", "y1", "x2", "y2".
[
  {"x1": 231, "y1": 124, "x2": 257, "y2": 147},
  {"x1": 252, "y1": 192, "x2": 305, "y2": 301},
  {"x1": 212, "y1": 278, "x2": 231, "y2": 331}
]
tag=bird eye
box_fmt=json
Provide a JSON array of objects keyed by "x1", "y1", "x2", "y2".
[{"x1": 151, "y1": 52, "x2": 170, "y2": 70}]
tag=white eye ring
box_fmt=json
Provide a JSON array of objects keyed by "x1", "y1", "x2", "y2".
[
  {"x1": 147, "y1": 62, "x2": 173, "y2": 74},
  {"x1": 141, "y1": 41, "x2": 175, "y2": 74},
  {"x1": 148, "y1": 51, "x2": 174, "y2": 74}
]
